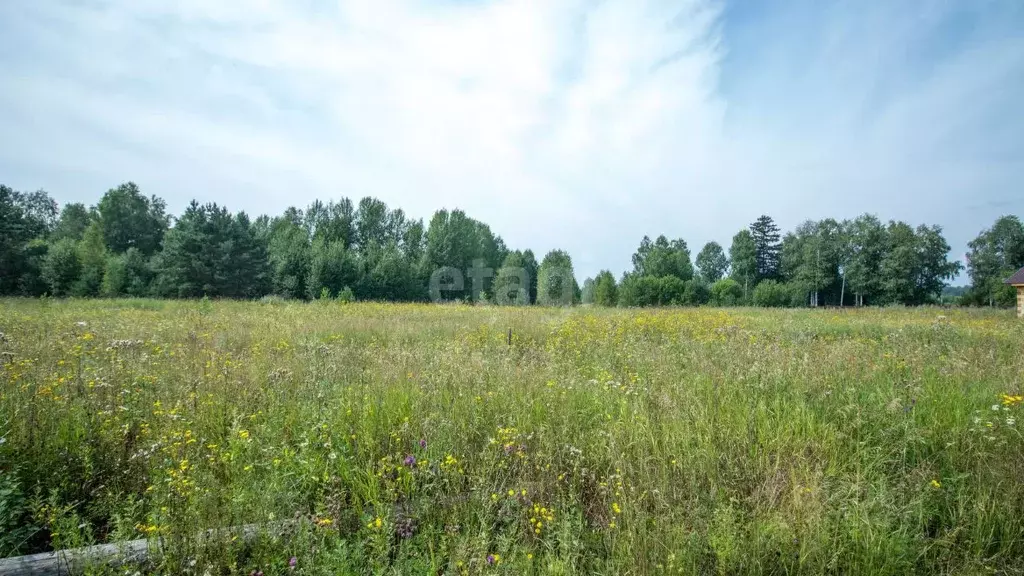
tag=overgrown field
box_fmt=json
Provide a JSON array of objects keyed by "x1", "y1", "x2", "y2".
[{"x1": 1, "y1": 300, "x2": 1023, "y2": 575}]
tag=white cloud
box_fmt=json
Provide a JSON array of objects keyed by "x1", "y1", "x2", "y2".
[{"x1": 0, "y1": 0, "x2": 1021, "y2": 279}]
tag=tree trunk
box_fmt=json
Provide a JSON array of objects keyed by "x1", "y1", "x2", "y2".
[{"x1": 840, "y1": 274, "x2": 846, "y2": 307}]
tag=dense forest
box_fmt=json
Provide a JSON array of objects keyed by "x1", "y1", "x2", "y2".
[{"x1": 1, "y1": 182, "x2": 1020, "y2": 307}]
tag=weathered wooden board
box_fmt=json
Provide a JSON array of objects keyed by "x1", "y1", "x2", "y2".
[{"x1": 0, "y1": 522, "x2": 292, "y2": 576}]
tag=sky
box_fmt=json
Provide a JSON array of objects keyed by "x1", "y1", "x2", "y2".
[{"x1": 1, "y1": 0, "x2": 1022, "y2": 282}]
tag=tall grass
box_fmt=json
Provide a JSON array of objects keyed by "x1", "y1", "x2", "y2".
[{"x1": 1, "y1": 299, "x2": 1023, "y2": 574}]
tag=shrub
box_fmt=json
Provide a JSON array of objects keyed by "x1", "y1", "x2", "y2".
[
  {"x1": 41, "y1": 239, "x2": 81, "y2": 297},
  {"x1": 683, "y1": 279, "x2": 710, "y2": 306},
  {"x1": 710, "y1": 278, "x2": 743, "y2": 306},
  {"x1": 752, "y1": 280, "x2": 791, "y2": 307},
  {"x1": 337, "y1": 286, "x2": 356, "y2": 303}
]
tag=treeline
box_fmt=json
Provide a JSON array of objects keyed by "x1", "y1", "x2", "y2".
[
  {"x1": 580, "y1": 214, "x2": 967, "y2": 308},
  {"x1": 0, "y1": 183, "x2": 576, "y2": 303},
  {"x1": 1, "y1": 181, "x2": 1017, "y2": 307},
  {"x1": 962, "y1": 216, "x2": 1024, "y2": 307}
]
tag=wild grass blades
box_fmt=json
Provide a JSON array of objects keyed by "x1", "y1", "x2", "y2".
[{"x1": 1, "y1": 299, "x2": 1023, "y2": 574}]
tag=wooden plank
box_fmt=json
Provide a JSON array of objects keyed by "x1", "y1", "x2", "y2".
[
  {"x1": 0, "y1": 522, "x2": 292, "y2": 576},
  {"x1": 0, "y1": 539, "x2": 153, "y2": 576}
]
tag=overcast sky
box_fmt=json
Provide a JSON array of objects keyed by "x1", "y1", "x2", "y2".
[{"x1": 1, "y1": 0, "x2": 1022, "y2": 282}]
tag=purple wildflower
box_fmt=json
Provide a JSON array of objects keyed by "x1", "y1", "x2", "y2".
[
  {"x1": 486, "y1": 554, "x2": 496, "y2": 565},
  {"x1": 288, "y1": 556, "x2": 297, "y2": 569},
  {"x1": 404, "y1": 454, "x2": 416, "y2": 467},
  {"x1": 419, "y1": 438, "x2": 427, "y2": 450}
]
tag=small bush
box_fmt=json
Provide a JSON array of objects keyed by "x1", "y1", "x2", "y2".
[
  {"x1": 752, "y1": 280, "x2": 791, "y2": 307},
  {"x1": 337, "y1": 286, "x2": 356, "y2": 303},
  {"x1": 710, "y1": 278, "x2": 743, "y2": 306}
]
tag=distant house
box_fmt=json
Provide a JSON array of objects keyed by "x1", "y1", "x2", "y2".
[{"x1": 1008, "y1": 267, "x2": 1024, "y2": 318}]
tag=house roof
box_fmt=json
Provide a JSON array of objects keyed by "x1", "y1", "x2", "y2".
[{"x1": 1007, "y1": 267, "x2": 1024, "y2": 285}]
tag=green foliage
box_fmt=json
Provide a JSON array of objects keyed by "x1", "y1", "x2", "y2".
[
  {"x1": 0, "y1": 186, "x2": 56, "y2": 294},
  {"x1": 102, "y1": 248, "x2": 153, "y2": 297},
  {"x1": 96, "y1": 182, "x2": 168, "y2": 255},
  {"x1": 361, "y1": 243, "x2": 420, "y2": 301},
  {"x1": 682, "y1": 278, "x2": 710, "y2": 305},
  {"x1": 522, "y1": 250, "x2": 540, "y2": 305},
  {"x1": 879, "y1": 222, "x2": 962, "y2": 306},
  {"x1": 781, "y1": 218, "x2": 846, "y2": 306},
  {"x1": 268, "y1": 208, "x2": 312, "y2": 299},
  {"x1": 618, "y1": 274, "x2": 690, "y2": 306},
  {"x1": 696, "y1": 241, "x2": 729, "y2": 282},
  {"x1": 618, "y1": 273, "x2": 653, "y2": 307},
  {"x1": 423, "y1": 209, "x2": 505, "y2": 301},
  {"x1": 657, "y1": 275, "x2": 687, "y2": 305},
  {"x1": 307, "y1": 239, "x2": 361, "y2": 301},
  {"x1": 845, "y1": 214, "x2": 886, "y2": 305},
  {"x1": 51, "y1": 202, "x2": 93, "y2": 242},
  {"x1": 493, "y1": 252, "x2": 530, "y2": 306},
  {"x1": 0, "y1": 465, "x2": 36, "y2": 557},
  {"x1": 750, "y1": 215, "x2": 782, "y2": 281},
  {"x1": 580, "y1": 277, "x2": 595, "y2": 304},
  {"x1": 158, "y1": 202, "x2": 271, "y2": 298},
  {"x1": 73, "y1": 220, "x2": 108, "y2": 297},
  {"x1": 729, "y1": 229, "x2": 757, "y2": 295},
  {"x1": 631, "y1": 235, "x2": 694, "y2": 281},
  {"x1": 537, "y1": 250, "x2": 577, "y2": 306},
  {"x1": 710, "y1": 278, "x2": 743, "y2": 306},
  {"x1": 16, "y1": 239, "x2": 50, "y2": 296},
  {"x1": 966, "y1": 215, "x2": 1024, "y2": 307},
  {"x1": 0, "y1": 181, "x2": 1001, "y2": 310},
  {"x1": 41, "y1": 238, "x2": 81, "y2": 296},
  {"x1": 752, "y1": 279, "x2": 791, "y2": 307},
  {"x1": 593, "y1": 270, "x2": 618, "y2": 307},
  {"x1": 355, "y1": 197, "x2": 390, "y2": 250},
  {"x1": 305, "y1": 198, "x2": 356, "y2": 248},
  {"x1": 337, "y1": 286, "x2": 356, "y2": 303}
]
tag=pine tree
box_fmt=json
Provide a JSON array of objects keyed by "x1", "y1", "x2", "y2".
[{"x1": 750, "y1": 215, "x2": 782, "y2": 282}]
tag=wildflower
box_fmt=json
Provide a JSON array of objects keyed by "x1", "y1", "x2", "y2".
[
  {"x1": 508, "y1": 489, "x2": 515, "y2": 497},
  {"x1": 419, "y1": 438, "x2": 427, "y2": 449},
  {"x1": 1001, "y1": 394, "x2": 1023, "y2": 407},
  {"x1": 486, "y1": 554, "x2": 500, "y2": 565},
  {"x1": 930, "y1": 479, "x2": 942, "y2": 489},
  {"x1": 612, "y1": 502, "x2": 621, "y2": 514},
  {"x1": 288, "y1": 556, "x2": 297, "y2": 569},
  {"x1": 527, "y1": 553, "x2": 533, "y2": 560},
  {"x1": 315, "y1": 517, "x2": 333, "y2": 527},
  {"x1": 404, "y1": 454, "x2": 416, "y2": 467},
  {"x1": 238, "y1": 429, "x2": 250, "y2": 440}
]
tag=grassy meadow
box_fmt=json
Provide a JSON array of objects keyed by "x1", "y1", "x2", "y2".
[{"x1": 1, "y1": 299, "x2": 1024, "y2": 575}]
